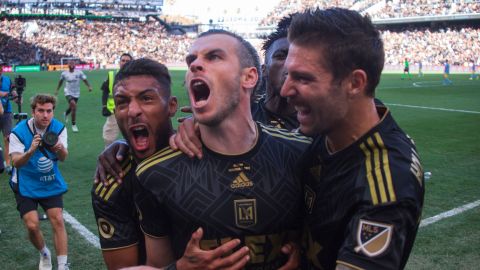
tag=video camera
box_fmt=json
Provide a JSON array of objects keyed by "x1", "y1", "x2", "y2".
[
  {"x1": 14, "y1": 75, "x2": 26, "y2": 93},
  {"x1": 11, "y1": 75, "x2": 28, "y2": 122}
]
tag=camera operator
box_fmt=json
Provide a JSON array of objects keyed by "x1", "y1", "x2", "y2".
[
  {"x1": 0, "y1": 61, "x2": 17, "y2": 174},
  {"x1": 9, "y1": 94, "x2": 70, "y2": 270}
]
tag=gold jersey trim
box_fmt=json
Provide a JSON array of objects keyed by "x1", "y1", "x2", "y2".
[
  {"x1": 336, "y1": 260, "x2": 365, "y2": 270},
  {"x1": 100, "y1": 242, "x2": 139, "y2": 251},
  {"x1": 136, "y1": 147, "x2": 182, "y2": 177},
  {"x1": 360, "y1": 132, "x2": 396, "y2": 205},
  {"x1": 94, "y1": 160, "x2": 132, "y2": 202},
  {"x1": 259, "y1": 123, "x2": 312, "y2": 144}
]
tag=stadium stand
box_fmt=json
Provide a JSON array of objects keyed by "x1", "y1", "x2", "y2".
[
  {"x1": 0, "y1": 0, "x2": 478, "y2": 68},
  {"x1": 0, "y1": 19, "x2": 192, "y2": 66}
]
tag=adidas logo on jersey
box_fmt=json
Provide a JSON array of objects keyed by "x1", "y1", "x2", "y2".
[{"x1": 230, "y1": 172, "x2": 254, "y2": 189}]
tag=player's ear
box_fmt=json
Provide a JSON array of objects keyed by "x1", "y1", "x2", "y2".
[
  {"x1": 347, "y1": 69, "x2": 367, "y2": 97},
  {"x1": 168, "y1": 96, "x2": 178, "y2": 117},
  {"x1": 241, "y1": 67, "x2": 258, "y2": 91}
]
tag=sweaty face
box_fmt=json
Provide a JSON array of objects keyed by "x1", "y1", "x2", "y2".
[
  {"x1": 32, "y1": 103, "x2": 54, "y2": 130},
  {"x1": 114, "y1": 75, "x2": 177, "y2": 160},
  {"x1": 265, "y1": 37, "x2": 289, "y2": 97},
  {"x1": 185, "y1": 34, "x2": 243, "y2": 126},
  {"x1": 280, "y1": 44, "x2": 348, "y2": 136}
]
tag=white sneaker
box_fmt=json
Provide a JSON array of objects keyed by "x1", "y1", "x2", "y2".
[
  {"x1": 58, "y1": 262, "x2": 70, "y2": 270},
  {"x1": 71, "y1": 125, "x2": 79, "y2": 133},
  {"x1": 39, "y1": 252, "x2": 52, "y2": 270},
  {"x1": 63, "y1": 112, "x2": 68, "y2": 123}
]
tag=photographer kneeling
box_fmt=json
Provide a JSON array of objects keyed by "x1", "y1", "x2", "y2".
[{"x1": 9, "y1": 94, "x2": 70, "y2": 270}]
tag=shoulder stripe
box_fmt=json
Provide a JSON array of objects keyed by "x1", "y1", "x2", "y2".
[
  {"x1": 360, "y1": 142, "x2": 379, "y2": 205},
  {"x1": 360, "y1": 132, "x2": 397, "y2": 205},
  {"x1": 94, "y1": 160, "x2": 132, "y2": 201},
  {"x1": 374, "y1": 133, "x2": 396, "y2": 202},
  {"x1": 260, "y1": 123, "x2": 312, "y2": 143},
  {"x1": 136, "y1": 148, "x2": 182, "y2": 177},
  {"x1": 136, "y1": 146, "x2": 174, "y2": 172}
]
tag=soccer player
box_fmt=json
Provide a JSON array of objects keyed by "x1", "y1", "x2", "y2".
[
  {"x1": 401, "y1": 57, "x2": 412, "y2": 80},
  {"x1": 92, "y1": 58, "x2": 178, "y2": 269},
  {"x1": 54, "y1": 60, "x2": 93, "y2": 132},
  {"x1": 443, "y1": 59, "x2": 452, "y2": 85},
  {"x1": 135, "y1": 30, "x2": 310, "y2": 269},
  {"x1": 252, "y1": 13, "x2": 298, "y2": 130},
  {"x1": 9, "y1": 94, "x2": 69, "y2": 270},
  {"x1": 469, "y1": 59, "x2": 478, "y2": 80},
  {"x1": 100, "y1": 53, "x2": 133, "y2": 147},
  {"x1": 94, "y1": 58, "x2": 256, "y2": 270},
  {"x1": 281, "y1": 8, "x2": 425, "y2": 269}
]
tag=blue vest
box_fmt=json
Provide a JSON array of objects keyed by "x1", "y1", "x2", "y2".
[
  {"x1": 10, "y1": 118, "x2": 68, "y2": 198},
  {"x1": 0, "y1": 75, "x2": 12, "y2": 112}
]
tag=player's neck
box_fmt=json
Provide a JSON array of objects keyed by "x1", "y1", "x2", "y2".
[
  {"x1": 200, "y1": 111, "x2": 257, "y2": 155},
  {"x1": 326, "y1": 98, "x2": 380, "y2": 153}
]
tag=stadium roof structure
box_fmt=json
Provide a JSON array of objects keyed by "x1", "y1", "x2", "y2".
[{"x1": 3, "y1": 0, "x2": 164, "y2": 5}]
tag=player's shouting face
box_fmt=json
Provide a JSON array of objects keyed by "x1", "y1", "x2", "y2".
[
  {"x1": 114, "y1": 75, "x2": 177, "y2": 160},
  {"x1": 185, "y1": 34, "x2": 245, "y2": 126}
]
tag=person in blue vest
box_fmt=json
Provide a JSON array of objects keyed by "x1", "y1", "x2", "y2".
[
  {"x1": 9, "y1": 94, "x2": 69, "y2": 270},
  {"x1": 101, "y1": 53, "x2": 133, "y2": 147},
  {"x1": 0, "y1": 61, "x2": 17, "y2": 173}
]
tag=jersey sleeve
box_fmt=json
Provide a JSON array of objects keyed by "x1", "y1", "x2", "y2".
[
  {"x1": 91, "y1": 166, "x2": 142, "y2": 250},
  {"x1": 80, "y1": 71, "x2": 87, "y2": 80},
  {"x1": 336, "y1": 200, "x2": 421, "y2": 269},
  {"x1": 337, "y1": 145, "x2": 424, "y2": 269}
]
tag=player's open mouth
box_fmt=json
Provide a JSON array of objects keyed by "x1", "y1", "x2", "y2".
[
  {"x1": 130, "y1": 125, "x2": 150, "y2": 151},
  {"x1": 190, "y1": 79, "x2": 210, "y2": 107},
  {"x1": 295, "y1": 106, "x2": 312, "y2": 122}
]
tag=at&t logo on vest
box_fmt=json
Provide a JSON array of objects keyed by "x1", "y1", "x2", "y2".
[{"x1": 37, "y1": 157, "x2": 54, "y2": 174}]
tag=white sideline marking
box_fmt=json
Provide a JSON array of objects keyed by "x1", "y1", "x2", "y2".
[
  {"x1": 63, "y1": 210, "x2": 100, "y2": 249},
  {"x1": 385, "y1": 103, "x2": 480, "y2": 114},
  {"x1": 420, "y1": 200, "x2": 480, "y2": 228}
]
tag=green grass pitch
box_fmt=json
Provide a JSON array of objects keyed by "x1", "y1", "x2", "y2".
[{"x1": 0, "y1": 70, "x2": 478, "y2": 269}]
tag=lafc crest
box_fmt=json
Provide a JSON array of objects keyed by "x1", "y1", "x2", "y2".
[
  {"x1": 97, "y1": 218, "x2": 115, "y2": 239},
  {"x1": 234, "y1": 199, "x2": 257, "y2": 228},
  {"x1": 354, "y1": 219, "x2": 393, "y2": 257}
]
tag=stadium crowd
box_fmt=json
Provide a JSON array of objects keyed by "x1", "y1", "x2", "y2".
[
  {"x1": 382, "y1": 26, "x2": 480, "y2": 66},
  {"x1": 259, "y1": 0, "x2": 356, "y2": 27},
  {"x1": 259, "y1": 0, "x2": 480, "y2": 26},
  {"x1": 372, "y1": 0, "x2": 480, "y2": 19},
  {"x1": 0, "y1": 19, "x2": 193, "y2": 66}
]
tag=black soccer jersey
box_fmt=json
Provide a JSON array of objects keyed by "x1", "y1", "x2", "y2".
[
  {"x1": 251, "y1": 97, "x2": 299, "y2": 131},
  {"x1": 135, "y1": 123, "x2": 312, "y2": 270},
  {"x1": 302, "y1": 106, "x2": 424, "y2": 270},
  {"x1": 91, "y1": 156, "x2": 145, "y2": 261}
]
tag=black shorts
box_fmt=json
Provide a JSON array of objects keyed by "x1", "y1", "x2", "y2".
[
  {"x1": 0, "y1": 112, "x2": 13, "y2": 137},
  {"x1": 65, "y1": 95, "x2": 79, "y2": 104},
  {"x1": 404, "y1": 67, "x2": 409, "y2": 72},
  {"x1": 15, "y1": 193, "x2": 63, "y2": 218}
]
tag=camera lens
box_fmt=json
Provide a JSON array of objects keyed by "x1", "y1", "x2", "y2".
[{"x1": 42, "y1": 131, "x2": 58, "y2": 148}]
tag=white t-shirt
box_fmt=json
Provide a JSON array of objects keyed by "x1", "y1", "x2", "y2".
[
  {"x1": 60, "y1": 70, "x2": 87, "y2": 98},
  {"x1": 9, "y1": 118, "x2": 68, "y2": 155}
]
